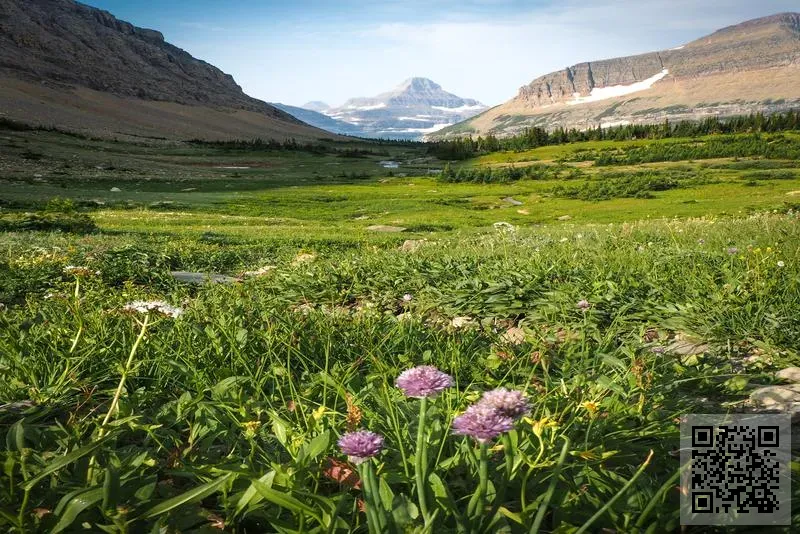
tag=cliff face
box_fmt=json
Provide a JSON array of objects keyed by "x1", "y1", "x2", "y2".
[
  {"x1": 518, "y1": 13, "x2": 800, "y2": 109},
  {"x1": 0, "y1": 0, "x2": 290, "y2": 116},
  {"x1": 518, "y1": 53, "x2": 665, "y2": 107}
]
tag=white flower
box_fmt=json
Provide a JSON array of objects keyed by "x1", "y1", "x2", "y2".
[
  {"x1": 63, "y1": 265, "x2": 100, "y2": 277},
  {"x1": 777, "y1": 261, "x2": 785, "y2": 268},
  {"x1": 493, "y1": 222, "x2": 515, "y2": 232},
  {"x1": 402, "y1": 293, "x2": 413, "y2": 302},
  {"x1": 122, "y1": 300, "x2": 183, "y2": 318},
  {"x1": 451, "y1": 316, "x2": 476, "y2": 329},
  {"x1": 559, "y1": 237, "x2": 569, "y2": 243}
]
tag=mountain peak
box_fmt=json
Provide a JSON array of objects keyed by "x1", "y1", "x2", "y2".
[{"x1": 396, "y1": 77, "x2": 442, "y2": 92}]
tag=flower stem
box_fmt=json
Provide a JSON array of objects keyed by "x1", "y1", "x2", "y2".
[
  {"x1": 99, "y1": 314, "x2": 150, "y2": 435},
  {"x1": 415, "y1": 396, "x2": 431, "y2": 523},
  {"x1": 467, "y1": 442, "x2": 489, "y2": 523},
  {"x1": 359, "y1": 461, "x2": 384, "y2": 534},
  {"x1": 529, "y1": 435, "x2": 570, "y2": 534}
]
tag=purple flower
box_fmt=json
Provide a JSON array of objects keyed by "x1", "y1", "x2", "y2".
[
  {"x1": 452, "y1": 404, "x2": 514, "y2": 443},
  {"x1": 396, "y1": 366, "x2": 454, "y2": 398},
  {"x1": 338, "y1": 430, "x2": 384, "y2": 465},
  {"x1": 576, "y1": 299, "x2": 590, "y2": 311},
  {"x1": 478, "y1": 388, "x2": 530, "y2": 419},
  {"x1": 650, "y1": 346, "x2": 665, "y2": 354}
]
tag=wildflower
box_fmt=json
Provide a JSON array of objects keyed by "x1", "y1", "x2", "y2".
[
  {"x1": 727, "y1": 247, "x2": 739, "y2": 255},
  {"x1": 122, "y1": 300, "x2": 184, "y2": 318},
  {"x1": 63, "y1": 265, "x2": 100, "y2": 277},
  {"x1": 493, "y1": 221, "x2": 515, "y2": 232},
  {"x1": 402, "y1": 293, "x2": 413, "y2": 302},
  {"x1": 576, "y1": 299, "x2": 590, "y2": 311},
  {"x1": 478, "y1": 388, "x2": 530, "y2": 419},
  {"x1": 651, "y1": 346, "x2": 666, "y2": 354},
  {"x1": 560, "y1": 237, "x2": 569, "y2": 243},
  {"x1": 242, "y1": 420, "x2": 261, "y2": 439},
  {"x1": 698, "y1": 239, "x2": 705, "y2": 245},
  {"x1": 345, "y1": 393, "x2": 363, "y2": 431},
  {"x1": 778, "y1": 261, "x2": 785, "y2": 268},
  {"x1": 338, "y1": 430, "x2": 384, "y2": 464},
  {"x1": 452, "y1": 403, "x2": 514, "y2": 443},
  {"x1": 580, "y1": 401, "x2": 599, "y2": 414},
  {"x1": 396, "y1": 365, "x2": 453, "y2": 398}
]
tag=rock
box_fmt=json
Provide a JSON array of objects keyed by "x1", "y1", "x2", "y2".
[
  {"x1": 502, "y1": 327, "x2": 526, "y2": 345},
  {"x1": 400, "y1": 239, "x2": 426, "y2": 252},
  {"x1": 241, "y1": 265, "x2": 277, "y2": 277},
  {"x1": 749, "y1": 384, "x2": 800, "y2": 422},
  {"x1": 666, "y1": 339, "x2": 710, "y2": 356},
  {"x1": 502, "y1": 197, "x2": 523, "y2": 206},
  {"x1": 776, "y1": 367, "x2": 800, "y2": 383},
  {"x1": 110, "y1": 187, "x2": 121, "y2": 192},
  {"x1": 557, "y1": 215, "x2": 572, "y2": 221},
  {"x1": 451, "y1": 316, "x2": 476, "y2": 329},
  {"x1": 517, "y1": 209, "x2": 530, "y2": 215},
  {"x1": 367, "y1": 225, "x2": 406, "y2": 233},
  {"x1": 170, "y1": 271, "x2": 239, "y2": 285}
]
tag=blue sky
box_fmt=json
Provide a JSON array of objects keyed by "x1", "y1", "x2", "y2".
[{"x1": 83, "y1": 1, "x2": 797, "y2": 107}]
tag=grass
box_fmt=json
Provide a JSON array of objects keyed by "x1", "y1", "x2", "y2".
[{"x1": 2, "y1": 127, "x2": 800, "y2": 532}]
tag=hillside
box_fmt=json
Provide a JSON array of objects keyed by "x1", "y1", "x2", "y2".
[
  {"x1": 0, "y1": 0, "x2": 335, "y2": 141},
  {"x1": 431, "y1": 13, "x2": 800, "y2": 138},
  {"x1": 318, "y1": 77, "x2": 487, "y2": 139},
  {"x1": 271, "y1": 103, "x2": 363, "y2": 136}
]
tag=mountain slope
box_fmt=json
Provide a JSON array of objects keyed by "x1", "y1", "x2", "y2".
[
  {"x1": 0, "y1": 0, "x2": 335, "y2": 141},
  {"x1": 272, "y1": 103, "x2": 362, "y2": 136},
  {"x1": 322, "y1": 78, "x2": 487, "y2": 139},
  {"x1": 432, "y1": 13, "x2": 800, "y2": 138}
]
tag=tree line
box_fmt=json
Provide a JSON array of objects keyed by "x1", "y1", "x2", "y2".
[{"x1": 427, "y1": 110, "x2": 800, "y2": 160}]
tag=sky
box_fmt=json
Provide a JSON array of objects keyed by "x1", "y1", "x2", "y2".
[{"x1": 83, "y1": 0, "x2": 797, "y2": 107}]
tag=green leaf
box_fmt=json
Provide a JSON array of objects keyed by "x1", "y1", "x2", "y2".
[
  {"x1": 271, "y1": 415, "x2": 289, "y2": 447},
  {"x1": 298, "y1": 431, "x2": 330, "y2": 465},
  {"x1": 136, "y1": 472, "x2": 234, "y2": 520},
  {"x1": 102, "y1": 464, "x2": 120, "y2": 512},
  {"x1": 6, "y1": 419, "x2": 25, "y2": 452},
  {"x1": 52, "y1": 487, "x2": 104, "y2": 533},
  {"x1": 235, "y1": 471, "x2": 275, "y2": 516},
  {"x1": 250, "y1": 479, "x2": 320, "y2": 522},
  {"x1": 22, "y1": 436, "x2": 111, "y2": 490}
]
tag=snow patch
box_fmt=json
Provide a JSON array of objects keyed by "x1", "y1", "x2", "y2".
[
  {"x1": 431, "y1": 104, "x2": 485, "y2": 113},
  {"x1": 567, "y1": 69, "x2": 669, "y2": 106},
  {"x1": 345, "y1": 103, "x2": 387, "y2": 111},
  {"x1": 397, "y1": 116, "x2": 431, "y2": 121},
  {"x1": 388, "y1": 123, "x2": 452, "y2": 134},
  {"x1": 670, "y1": 45, "x2": 685, "y2": 50}
]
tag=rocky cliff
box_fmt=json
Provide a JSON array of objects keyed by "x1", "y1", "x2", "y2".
[
  {"x1": 0, "y1": 0, "x2": 332, "y2": 140},
  {"x1": 432, "y1": 13, "x2": 800, "y2": 138}
]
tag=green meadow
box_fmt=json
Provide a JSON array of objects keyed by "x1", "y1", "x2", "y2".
[{"x1": 2, "y1": 126, "x2": 800, "y2": 532}]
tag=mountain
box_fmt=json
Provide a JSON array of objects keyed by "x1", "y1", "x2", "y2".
[
  {"x1": 271, "y1": 103, "x2": 362, "y2": 136},
  {"x1": 0, "y1": 0, "x2": 335, "y2": 141},
  {"x1": 302, "y1": 101, "x2": 331, "y2": 113},
  {"x1": 320, "y1": 78, "x2": 487, "y2": 140},
  {"x1": 431, "y1": 13, "x2": 800, "y2": 139}
]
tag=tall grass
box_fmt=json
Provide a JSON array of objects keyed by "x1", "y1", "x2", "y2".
[{"x1": 0, "y1": 212, "x2": 799, "y2": 531}]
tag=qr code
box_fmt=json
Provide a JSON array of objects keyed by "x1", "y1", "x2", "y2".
[{"x1": 681, "y1": 414, "x2": 791, "y2": 526}]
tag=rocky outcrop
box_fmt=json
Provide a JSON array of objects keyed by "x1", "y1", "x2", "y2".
[
  {"x1": 0, "y1": 0, "x2": 302, "y2": 123},
  {"x1": 433, "y1": 13, "x2": 800, "y2": 139}
]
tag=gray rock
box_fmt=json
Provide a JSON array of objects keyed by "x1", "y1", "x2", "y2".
[
  {"x1": 400, "y1": 239, "x2": 426, "y2": 252},
  {"x1": 502, "y1": 197, "x2": 523, "y2": 206},
  {"x1": 776, "y1": 367, "x2": 800, "y2": 383},
  {"x1": 749, "y1": 384, "x2": 800, "y2": 422},
  {"x1": 170, "y1": 271, "x2": 239, "y2": 285}
]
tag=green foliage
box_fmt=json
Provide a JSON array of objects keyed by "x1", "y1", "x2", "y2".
[{"x1": 0, "y1": 213, "x2": 798, "y2": 532}]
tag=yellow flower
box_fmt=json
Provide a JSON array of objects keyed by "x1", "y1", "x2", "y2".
[
  {"x1": 580, "y1": 401, "x2": 599, "y2": 414},
  {"x1": 766, "y1": 247, "x2": 773, "y2": 253},
  {"x1": 242, "y1": 420, "x2": 261, "y2": 439}
]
